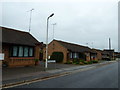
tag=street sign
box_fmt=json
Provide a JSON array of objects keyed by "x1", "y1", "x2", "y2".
[
  {"x1": 0, "y1": 53, "x2": 4, "y2": 60},
  {"x1": 47, "y1": 60, "x2": 56, "y2": 63}
]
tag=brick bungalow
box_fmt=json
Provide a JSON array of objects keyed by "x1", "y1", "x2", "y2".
[
  {"x1": 43, "y1": 39, "x2": 97, "y2": 63},
  {"x1": 92, "y1": 49, "x2": 102, "y2": 60},
  {"x1": 102, "y1": 49, "x2": 115, "y2": 60},
  {"x1": 101, "y1": 50, "x2": 110, "y2": 60},
  {"x1": 1, "y1": 27, "x2": 41, "y2": 67},
  {"x1": 114, "y1": 52, "x2": 120, "y2": 59}
]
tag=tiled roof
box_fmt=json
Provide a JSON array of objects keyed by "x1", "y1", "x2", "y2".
[
  {"x1": 54, "y1": 39, "x2": 96, "y2": 53},
  {"x1": 1, "y1": 26, "x2": 40, "y2": 46}
]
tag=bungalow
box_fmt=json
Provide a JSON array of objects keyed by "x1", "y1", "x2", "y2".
[
  {"x1": 101, "y1": 50, "x2": 110, "y2": 60},
  {"x1": 1, "y1": 27, "x2": 41, "y2": 67},
  {"x1": 114, "y1": 52, "x2": 120, "y2": 59},
  {"x1": 43, "y1": 39, "x2": 97, "y2": 63},
  {"x1": 103, "y1": 49, "x2": 115, "y2": 60},
  {"x1": 92, "y1": 49, "x2": 102, "y2": 60}
]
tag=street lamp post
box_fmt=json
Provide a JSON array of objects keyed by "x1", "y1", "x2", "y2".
[{"x1": 45, "y1": 13, "x2": 54, "y2": 69}]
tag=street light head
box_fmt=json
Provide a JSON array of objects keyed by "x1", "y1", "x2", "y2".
[
  {"x1": 31, "y1": 8, "x2": 34, "y2": 11},
  {"x1": 49, "y1": 13, "x2": 54, "y2": 17}
]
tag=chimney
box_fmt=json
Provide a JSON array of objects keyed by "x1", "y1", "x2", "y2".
[{"x1": 109, "y1": 38, "x2": 111, "y2": 50}]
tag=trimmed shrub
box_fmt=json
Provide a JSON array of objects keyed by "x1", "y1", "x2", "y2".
[
  {"x1": 79, "y1": 60, "x2": 84, "y2": 63},
  {"x1": 75, "y1": 62, "x2": 79, "y2": 64},
  {"x1": 72, "y1": 63, "x2": 76, "y2": 64},
  {"x1": 72, "y1": 59, "x2": 79, "y2": 64},
  {"x1": 79, "y1": 62, "x2": 84, "y2": 65},
  {"x1": 92, "y1": 60, "x2": 98, "y2": 63},
  {"x1": 73, "y1": 59, "x2": 79, "y2": 63},
  {"x1": 84, "y1": 61, "x2": 88, "y2": 64},
  {"x1": 65, "y1": 61, "x2": 72, "y2": 64},
  {"x1": 87, "y1": 61, "x2": 93, "y2": 64}
]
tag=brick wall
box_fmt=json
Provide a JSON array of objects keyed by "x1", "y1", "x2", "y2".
[
  {"x1": 85, "y1": 52, "x2": 90, "y2": 61},
  {"x1": 2, "y1": 44, "x2": 9, "y2": 62},
  {"x1": 34, "y1": 44, "x2": 40, "y2": 60},
  {"x1": 2, "y1": 44, "x2": 40, "y2": 67},
  {"x1": 43, "y1": 41, "x2": 68, "y2": 63},
  {"x1": 96, "y1": 51, "x2": 102, "y2": 60}
]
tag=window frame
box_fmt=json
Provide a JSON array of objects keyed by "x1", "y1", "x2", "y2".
[
  {"x1": 29, "y1": 47, "x2": 34, "y2": 57},
  {"x1": 12, "y1": 46, "x2": 18, "y2": 57},
  {"x1": 70, "y1": 52, "x2": 73, "y2": 59},
  {"x1": 10, "y1": 45, "x2": 34, "y2": 57},
  {"x1": 23, "y1": 46, "x2": 29, "y2": 57},
  {"x1": 18, "y1": 46, "x2": 24, "y2": 57}
]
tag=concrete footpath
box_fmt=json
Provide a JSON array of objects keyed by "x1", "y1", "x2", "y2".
[{"x1": 2, "y1": 60, "x2": 118, "y2": 88}]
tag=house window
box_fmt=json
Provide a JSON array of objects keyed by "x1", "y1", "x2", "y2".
[
  {"x1": 10, "y1": 46, "x2": 34, "y2": 57},
  {"x1": 70, "y1": 52, "x2": 73, "y2": 58},
  {"x1": 29, "y1": 48, "x2": 33, "y2": 56},
  {"x1": 18, "y1": 46, "x2": 23, "y2": 57},
  {"x1": 13, "y1": 46, "x2": 18, "y2": 56},
  {"x1": 74, "y1": 53, "x2": 77, "y2": 58},
  {"x1": 73, "y1": 52, "x2": 78, "y2": 58},
  {"x1": 24, "y1": 47, "x2": 29, "y2": 57}
]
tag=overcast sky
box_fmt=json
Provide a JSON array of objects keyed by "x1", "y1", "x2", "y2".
[{"x1": 1, "y1": 0, "x2": 119, "y2": 51}]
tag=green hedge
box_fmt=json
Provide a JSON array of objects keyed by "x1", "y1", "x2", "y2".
[
  {"x1": 84, "y1": 61, "x2": 88, "y2": 64},
  {"x1": 65, "y1": 61, "x2": 72, "y2": 64},
  {"x1": 92, "y1": 60, "x2": 98, "y2": 63},
  {"x1": 87, "y1": 61, "x2": 93, "y2": 64}
]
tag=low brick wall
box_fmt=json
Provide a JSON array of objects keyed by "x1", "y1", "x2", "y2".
[
  {"x1": 8, "y1": 57, "x2": 36, "y2": 67},
  {"x1": 9, "y1": 60, "x2": 35, "y2": 67}
]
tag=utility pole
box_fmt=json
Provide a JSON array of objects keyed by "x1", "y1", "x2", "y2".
[
  {"x1": 27, "y1": 8, "x2": 34, "y2": 33},
  {"x1": 52, "y1": 23, "x2": 56, "y2": 40}
]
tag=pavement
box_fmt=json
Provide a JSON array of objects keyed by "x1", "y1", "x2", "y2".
[
  {"x1": 2, "y1": 60, "x2": 118, "y2": 89},
  {"x1": 14, "y1": 60, "x2": 118, "y2": 88}
]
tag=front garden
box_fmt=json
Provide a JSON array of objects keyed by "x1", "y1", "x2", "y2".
[{"x1": 65, "y1": 59, "x2": 98, "y2": 65}]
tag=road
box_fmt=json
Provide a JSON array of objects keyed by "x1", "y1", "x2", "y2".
[{"x1": 13, "y1": 61, "x2": 118, "y2": 88}]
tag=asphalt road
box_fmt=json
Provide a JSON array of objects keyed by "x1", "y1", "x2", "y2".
[{"x1": 13, "y1": 61, "x2": 119, "y2": 88}]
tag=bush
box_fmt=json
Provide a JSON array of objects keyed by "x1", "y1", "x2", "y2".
[
  {"x1": 92, "y1": 60, "x2": 98, "y2": 63},
  {"x1": 87, "y1": 61, "x2": 93, "y2": 64},
  {"x1": 79, "y1": 60, "x2": 84, "y2": 63},
  {"x1": 72, "y1": 63, "x2": 76, "y2": 64},
  {"x1": 73, "y1": 59, "x2": 79, "y2": 63},
  {"x1": 72, "y1": 59, "x2": 79, "y2": 64},
  {"x1": 84, "y1": 61, "x2": 88, "y2": 64},
  {"x1": 65, "y1": 61, "x2": 72, "y2": 64},
  {"x1": 75, "y1": 62, "x2": 79, "y2": 64},
  {"x1": 79, "y1": 62, "x2": 84, "y2": 65}
]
